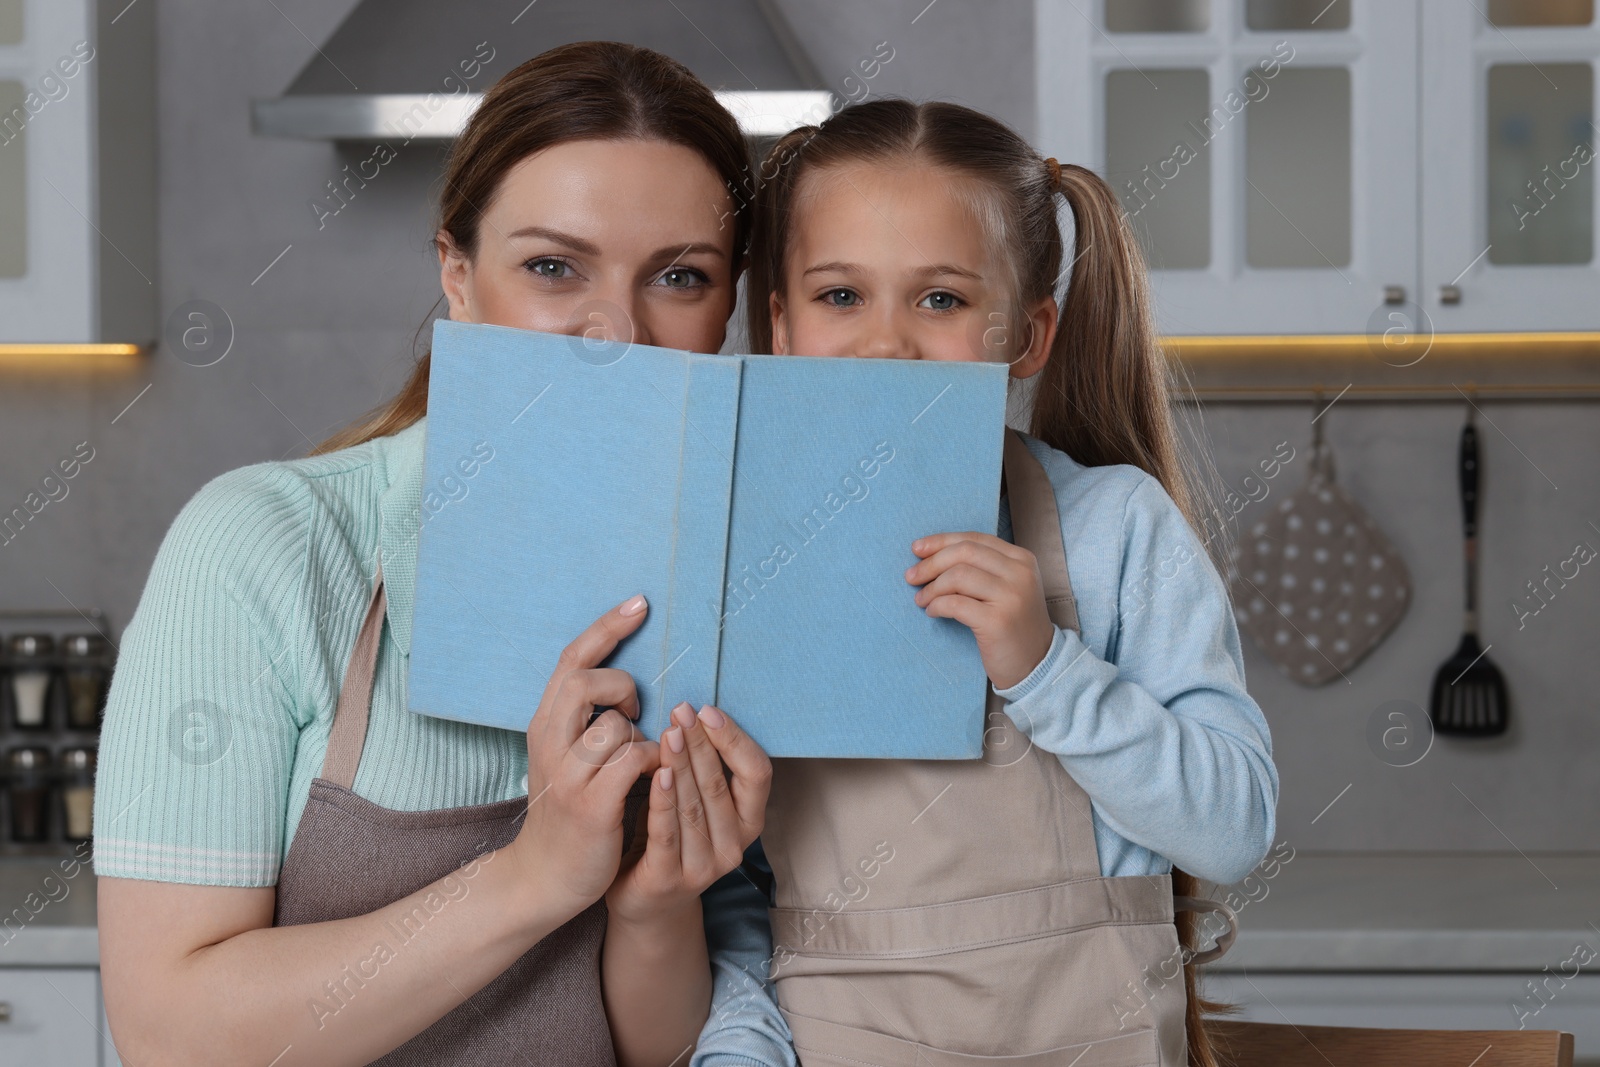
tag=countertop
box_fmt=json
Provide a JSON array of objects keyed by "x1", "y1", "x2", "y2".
[
  {"x1": 2, "y1": 852, "x2": 1596, "y2": 972},
  {"x1": 1202, "y1": 851, "x2": 1600, "y2": 972}
]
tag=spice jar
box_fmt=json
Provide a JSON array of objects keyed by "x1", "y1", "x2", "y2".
[
  {"x1": 60, "y1": 746, "x2": 96, "y2": 843},
  {"x1": 8, "y1": 633, "x2": 55, "y2": 731},
  {"x1": 61, "y1": 634, "x2": 111, "y2": 731},
  {"x1": 6, "y1": 746, "x2": 53, "y2": 843}
]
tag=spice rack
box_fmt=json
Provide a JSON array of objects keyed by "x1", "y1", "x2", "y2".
[{"x1": 0, "y1": 610, "x2": 112, "y2": 860}]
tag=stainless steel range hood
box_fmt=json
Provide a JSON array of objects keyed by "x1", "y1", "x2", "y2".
[{"x1": 251, "y1": 0, "x2": 831, "y2": 141}]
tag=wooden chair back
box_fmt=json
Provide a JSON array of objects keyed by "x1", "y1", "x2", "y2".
[{"x1": 1208, "y1": 1020, "x2": 1576, "y2": 1067}]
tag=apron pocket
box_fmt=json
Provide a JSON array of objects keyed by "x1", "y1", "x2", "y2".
[{"x1": 785, "y1": 1010, "x2": 1160, "y2": 1067}]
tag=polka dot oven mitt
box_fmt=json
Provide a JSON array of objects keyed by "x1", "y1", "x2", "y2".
[{"x1": 1230, "y1": 439, "x2": 1411, "y2": 686}]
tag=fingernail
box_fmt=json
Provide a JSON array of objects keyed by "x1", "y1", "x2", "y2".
[
  {"x1": 620, "y1": 594, "x2": 647, "y2": 616},
  {"x1": 698, "y1": 704, "x2": 726, "y2": 730},
  {"x1": 913, "y1": 538, "x2": 924, "y2": 550},
  {"x1": 666, "y1": 726, "x2": 684, "y2": 753},
  {"x1": 672, "y1": 702, "x2": 697, "y2": 729},
  {"x1": 659, "y1": 766, "x2": 674, "y2": 790}
]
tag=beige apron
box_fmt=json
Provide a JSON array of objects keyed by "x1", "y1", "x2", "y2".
[
  {"x1": 762, "y1": 429, "x2": 1234, "y2": 1066},
  {"x1": 274, "y1": 562, "x2": 642, "y2": 1065}
]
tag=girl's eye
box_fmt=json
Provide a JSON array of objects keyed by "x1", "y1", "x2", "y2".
[
  {"x1": 525, "y1": 257, "x2": 573, "y2": 280},
  {"x1": 655, "y1": 267, "x2": 708, "y2": 290},
  {"x1": 822, "y1": 288, "x2": 861, "y2": 308},
  {"x1": 919, "y1": 291, "x2": 962, "y2": 312}
]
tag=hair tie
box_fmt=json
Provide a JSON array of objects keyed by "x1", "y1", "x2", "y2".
[{"x1": 1044, "y1": 157, "x2": 1062, "y2": 188}]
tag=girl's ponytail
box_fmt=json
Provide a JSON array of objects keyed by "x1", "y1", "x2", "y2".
[
  {"x1": 1035, "y1": 162, "x2": 1198, "y2": 527},
  {"x1": 746, "y1": 124, "x2": 823, "y2": 357},
  {"x1": 1043, "y1": 159, "x2": 1235, "y2": 1067}
]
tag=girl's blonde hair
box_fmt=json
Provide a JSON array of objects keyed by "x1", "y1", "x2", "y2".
[
  {"x1": 746, "y1": 97, "x2": 1232, "y2": 1066},
  {"x1": 311, "y1": 41, "x2": 752, "y2": 455}
]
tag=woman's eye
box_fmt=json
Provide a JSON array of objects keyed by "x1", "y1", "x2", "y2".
[
  {"x1": 525, "y1": 258, "x2": 572, "y2": 280},
  {"x1": 919, "y1": 291, "x2": 961, "y2": 311},
  {"x1": 823, "y1": 288, "x2": 861, "y2": 308},
  {"x1": 655, "y1": 267, "x2": 707, "y2": 289}
]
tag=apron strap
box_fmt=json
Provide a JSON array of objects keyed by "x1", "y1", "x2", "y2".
[
  {"x1": 319, "y1": 560, "x2": 387, "y2": 790},
  {"x1": 1003, "y1": 429, "x2": 1079, "y2": 633},
  {"x1": 988, "y1": 429, "x2": 1103, "y2": 882},
  {"x1": 1173, "y1": 894, "x2": 1239, "y2": 964}
]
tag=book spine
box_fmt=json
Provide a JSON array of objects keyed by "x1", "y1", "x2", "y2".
[{"x1": 659, "y1": 353, "x2": 741, "y2": 720}]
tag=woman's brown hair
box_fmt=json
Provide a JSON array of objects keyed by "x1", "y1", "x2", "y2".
[
  {"x1": 312, "y1": 40, "x2": 752, "y2": 455},
  {"x1": 746, "y1": 98, "x2": 1234, "y2": 1066}
]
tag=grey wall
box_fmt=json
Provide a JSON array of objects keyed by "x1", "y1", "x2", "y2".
[
  {"x1": 1196, "y1": 402, "x2": 1600, "y2": 853},
  {"x1": 2, "y1": 0, "x2": 1593, "y2": 853}
]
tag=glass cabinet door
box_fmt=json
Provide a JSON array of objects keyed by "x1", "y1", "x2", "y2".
[
  {"x1": 0, "y1": 0, "x2": 100, "y2": 343},
  {"x1": 1038, "y1": 0, "x2": 1419, "y2": 335},
  {"x1": 0, "y1": 0, "x2": 26, "y2": 279},
  {"x1": 0, "y1": 76, "x2": 25, "y2": 279},
  {"x1": 1422, "y1": 0, "x2": 1600, "y2": 331}
]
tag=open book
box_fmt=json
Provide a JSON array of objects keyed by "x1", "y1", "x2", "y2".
[{"x1": 406, "y1": 321, "x2": 1009, "y2": 758}]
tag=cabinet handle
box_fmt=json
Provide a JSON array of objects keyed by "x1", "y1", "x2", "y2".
[
  {"x1": 1439, "y1": 284, "x2": 1462, "y2": 305},
  {"x1": 0, "y1": 1000, "x2": 10, "y2": 1022},
  {"x1": 1384, "y1": 285, "x2": 1406, "y2": 305}
]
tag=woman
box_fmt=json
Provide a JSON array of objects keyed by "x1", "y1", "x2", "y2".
[{"x1": 95, "y1": 42, "x2": 792, "y2": 1067}]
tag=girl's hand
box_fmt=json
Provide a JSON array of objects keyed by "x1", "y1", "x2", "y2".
[
  {"x1": 907, "y1": 532, "x2": 1056, "y2": 691},
  {"x1": 506, "y1": 595, "x2": 663, "y2": 922},
  {"x1": 605, "y1": 702, "x2": 771, "y2": 928}
]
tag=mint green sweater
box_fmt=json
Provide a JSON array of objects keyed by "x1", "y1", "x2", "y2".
[
  {"x1": 92, "y1": 416, "x2": 798, "y2": 1065},
  {"x1": 95, "y1": 419, "x2": 532, "y2": 882}
]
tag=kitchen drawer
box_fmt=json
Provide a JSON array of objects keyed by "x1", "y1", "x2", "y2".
[{"x1": 0, "y1": 966, "x2": 103, "y2": 1066}]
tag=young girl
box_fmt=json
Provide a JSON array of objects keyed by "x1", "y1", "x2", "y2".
[{"x1": 742, "y1": 100, "x2": 1279, "y2": 1066}]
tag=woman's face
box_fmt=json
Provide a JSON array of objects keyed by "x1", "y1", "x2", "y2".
[{"x1": 438, "y1": 137, "x2": 739, "y2": 354}]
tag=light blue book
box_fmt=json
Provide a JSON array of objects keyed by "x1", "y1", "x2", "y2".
[{"x1": 406, "y1": 320, "x2": 1009, "y2": 758}]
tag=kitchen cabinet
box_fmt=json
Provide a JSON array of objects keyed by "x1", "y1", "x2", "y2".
[
  {"x1": 0, "y1": 966, "x2": 108, "y2": 1065},
  {"x1": 0, "y1": 0, "x2": 155, "y2": 351},
  {"x1": 0, "y1": 860, "x2": 117, "y2": 1065},
  {"x1": 1036, "y1": 0, "x2": 1600, "y2": 337},
  {"x1": 1422, "y1": 0, "x2": 1600, "y2": 331}
]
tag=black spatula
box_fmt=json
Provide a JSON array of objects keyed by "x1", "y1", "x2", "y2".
[{"x1": 1430, "y1": 412, "x2": 1509, "y2": 736}]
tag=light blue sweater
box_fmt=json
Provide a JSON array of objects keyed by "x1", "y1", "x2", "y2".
[{"x1": 690, "y1": 431, "x2": 1279, "y2": 1064}]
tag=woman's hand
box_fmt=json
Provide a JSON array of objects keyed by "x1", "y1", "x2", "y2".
[
  {"x1": 907, "y1": 532, "x2": 1056, "y2": 691},
  {"x1": 605, "y1": 702, "x2": 771, "y2": 927},
  {"x1": 506, "y1": 594, "x2": 662, "y2": 922},
  {"x1": 599, "y1": 706, "x2": 766, "y2": 1067}
]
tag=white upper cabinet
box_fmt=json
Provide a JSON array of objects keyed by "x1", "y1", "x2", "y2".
[
  {"x1": 1038, "y1": 0, "x2": 1419, "y2": 336},
  {"x1": 1041, "y1": 1, "x2": 1600, "y2": 337},
  {"x1": 0, "y1": 0, "x2": 155, "y2": 349},
  {"x1": 1422, "y1": 0, "x2": 1600, "y2": 332}
]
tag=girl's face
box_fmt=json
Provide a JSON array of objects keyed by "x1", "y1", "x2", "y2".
[
  {"x1": 438, "y1": 137, "x2": 738, "y2": 354},
  {"x1": 770, "y1": 160, "x2": 1054, "y2": 375}
]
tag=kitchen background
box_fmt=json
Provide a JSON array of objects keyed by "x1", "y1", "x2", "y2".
[{"x1": 1, "y1": 0, "x2": 1597, "y2": 1061}]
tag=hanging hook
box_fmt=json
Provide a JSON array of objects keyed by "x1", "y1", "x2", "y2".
[{"x1": 1311, "y1": 383, "x2": 1327, "y2": 450}]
